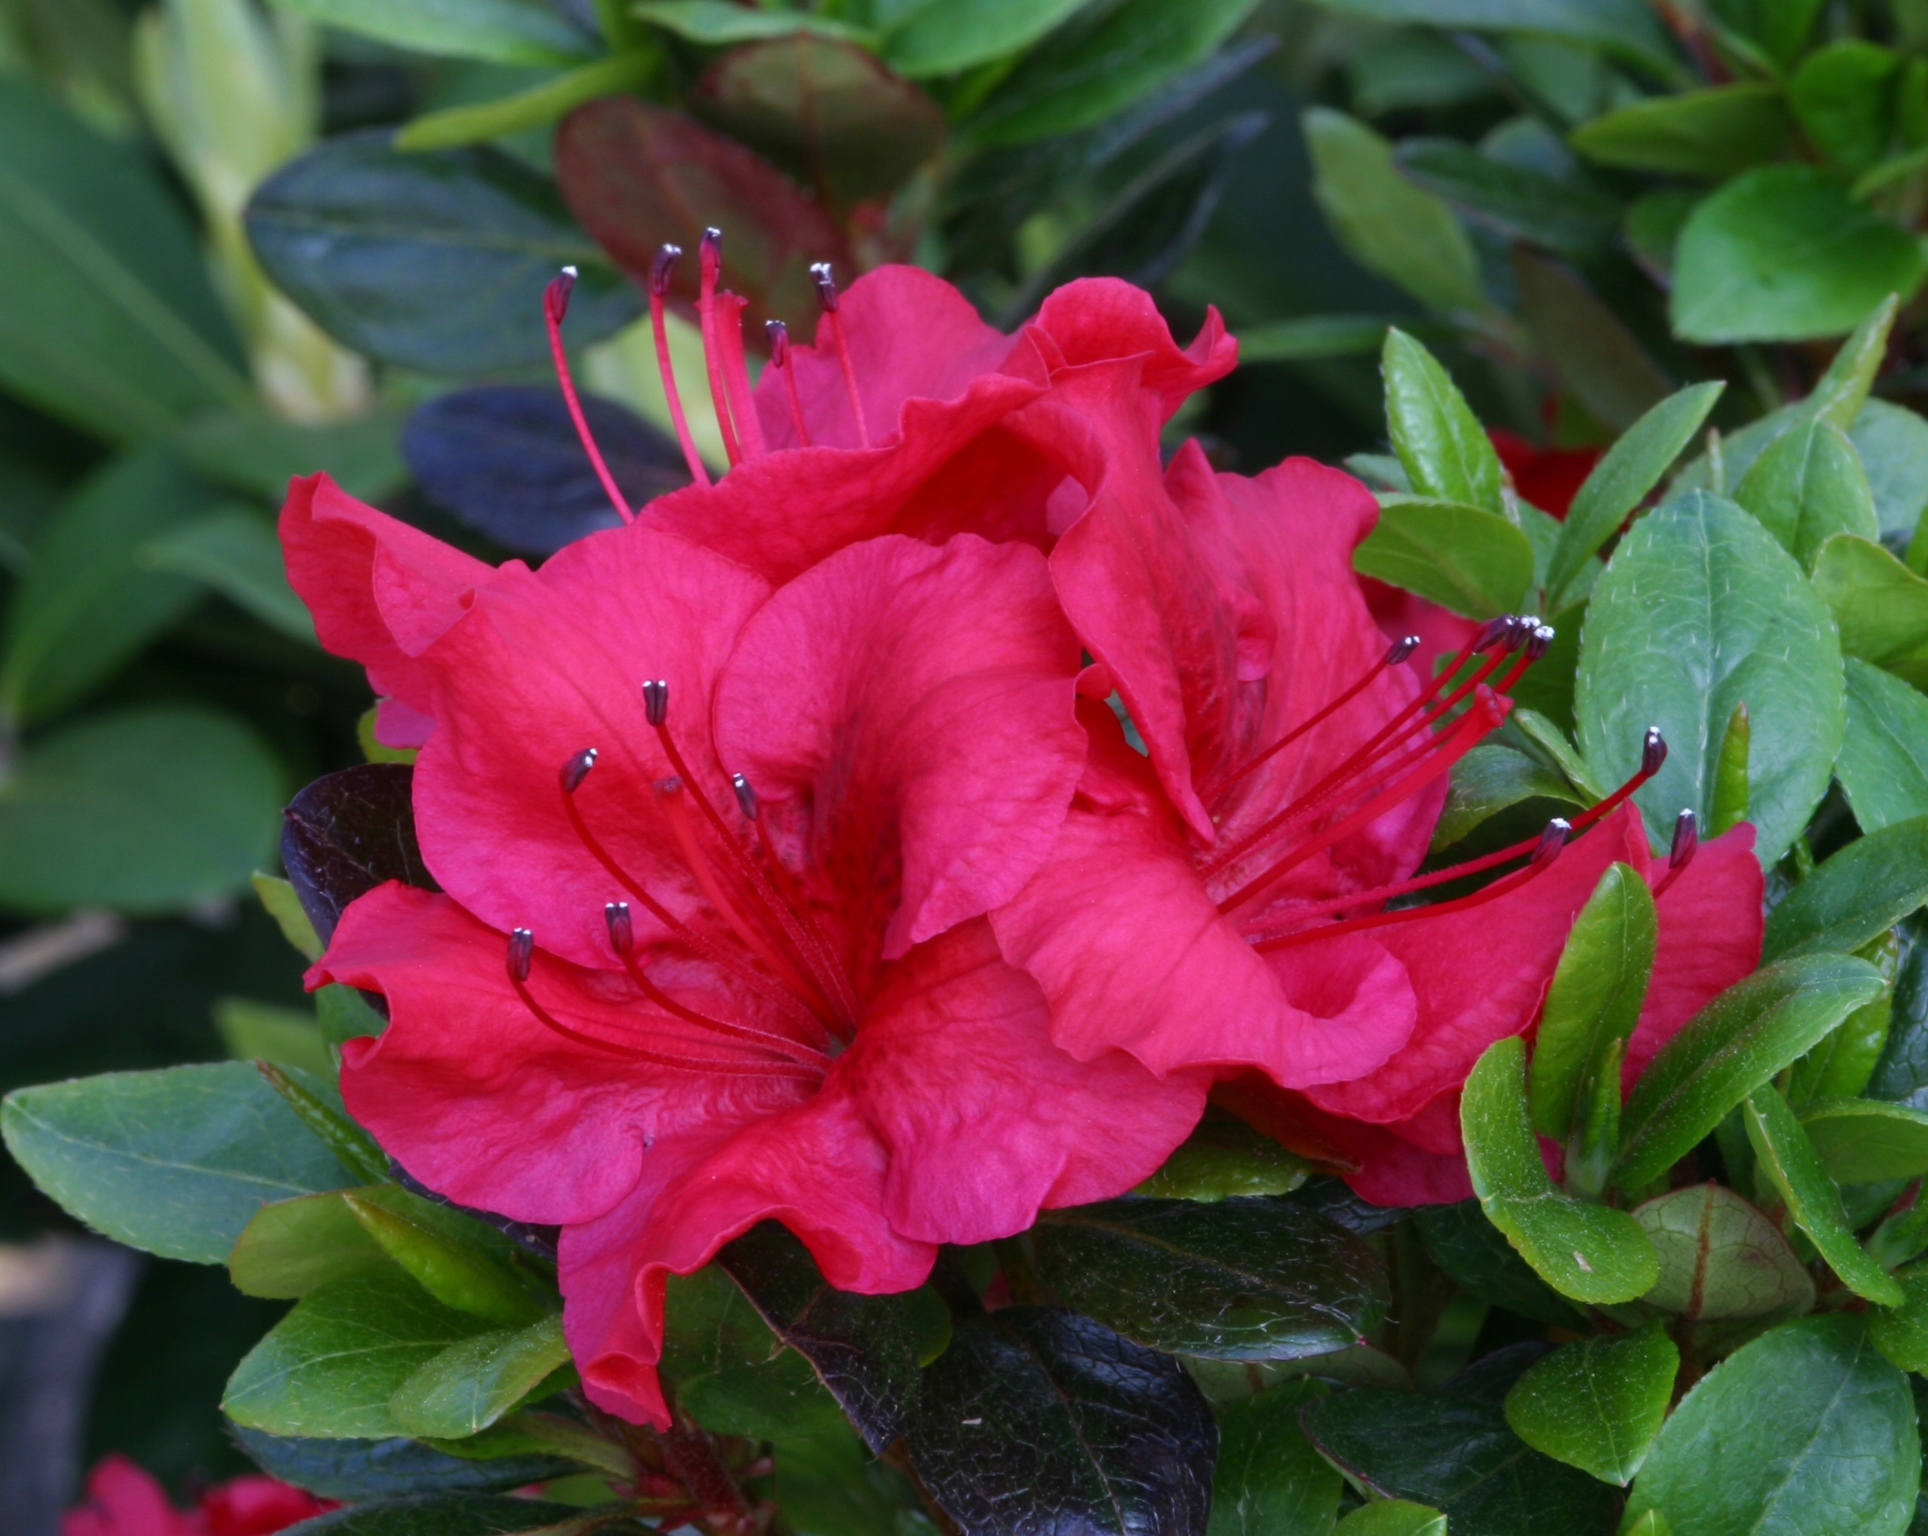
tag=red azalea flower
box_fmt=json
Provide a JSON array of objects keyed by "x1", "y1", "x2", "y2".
[
  {"x1": 989, "y1": 431, "x2": 1763, "y2": 1205},
  {"x1": 1489, "y1": 428, "x2": 1603, "y2": 520},
  {"x1": 287, "y1": 486, "x2": 1207, "y2": 1426},
  {"x1": 64, "y1": 1457, "x2": 333, "y2": 1536}
]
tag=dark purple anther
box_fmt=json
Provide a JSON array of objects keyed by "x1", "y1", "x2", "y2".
[
  {"x1": 544, "y1": 265, "x2": 577, "y2": 324},
  {"x1": 1385, "y1": 634, "x2": 1421, "y2": 665},
  {"x1": 701, "y1": 226, "x2": 722, "y2": 258},
  {"x1": 507, "y1": 928, "x2": 534, "y2": 983},
  {"x1": 732, "y1": 772, "x2": 758, "y2": 821},
  {"x1": 1525, "y1": 624, "x2": 1555, "y2": 661},
  {"x1": 560, "y1": 747, "x2": 597, "y2": 793},
  {"x1": 1642, "y1": 726, "x2": 1667, "y2": 777},
  {"x1": 767, "y1": 319, "x2": 790, "y2": 368},
  {"x1": 1531, "y1": 817, "x2": 1572, "y2": 868},
  {"x1": 649, "y1": 245, "x2": 681, "y2": 297},
  {"x1": 810, "y1": 261, "x2": 839, "y2": 312},
  {"x1": 1472, "y1": 614, "x2": 1515, "y2": 653},
  {"x1": 605, "y1": 901, "x2": 633, "y2": 955},
  {"x1": 642, "y1": 679, "x2": 669, "y2": 726},
  {"x1": 1670, "y1": 808, "x2": 1699, "y2": 869}
]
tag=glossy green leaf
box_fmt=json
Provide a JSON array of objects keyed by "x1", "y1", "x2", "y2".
[
  {"x1": 1296, "y1": 0, "x2": 1680, "y2": 78},
  {"x1": 388, "y1": 1314, "x2": 570, "y2": 1439},
  {"x1": 229, "y1": 1191, "x2": 396, "y2": 1300},
  {"x1": 1571, "y1": 83, "x2": 1787, "y2": 178},
  {"x1": 1300, "y1": 1387, "x2": 1619, "y2": 1536},
  {"x1": 1, "y1": 1062, "x2": 353, "y2": 1265},
  {"x1": 1137, "y1": 1111, "x2": 1314, "y2": 1201},
  {"x1": 880, "y1": 0, "x2": 1090, "y2": 76},
  {"x1": 1391, "y1": 138, "x2": 1619, "y2": 255},
  {"x1": 342, "y1": 1187, "x2": 549, "y2": 1326},
  {"x1": 1789, "y1": 934, "x2": 1898, "y2": 1107},
  {"x1": 395, "y1": 52, "x2": 656, "y2": 153},
  {"x1": 1869, "y1": 1262, "x2": 1928, "y2": 1373},
  {"x1": 1547, "y1": 382, "x2": 1723, "y2": 608},
  {"x1": 226, "y1": 1422, "x2": 575, "y2": 1501},
  {"x1": 1028, "y1": 1196, "x2": 1388, "y2": 1360},
  {"x1": 1798, "y1": 1098, "x2": 1928, "y2": 1184},
  {"x1": 1625, "y1": 1315, "x2": 1920, "y2": 1535},
  {"x1": 214, "y1": 999, "x2": 331, "y2": 1075},
  {"x1": 1332, "y1": 1503, "x2": 1446, "y2": 1536},
  {"x1": 1435, "y1": 745, "x2": 1585, "y2": 849},
  {"x1": 1672, "y1": 167, "x2": 1926, "y2": 343},
  {"x1": 1614, "y1": 956, "x2": 1885, "y2": 1188},
  {"x1": 659, "y1": 1264, "x2": 843, "y2": 1443},
  {"x1": 1463, "y1": 1038, "x2": 1658, "y2": 1305},
  {"x1": 143, "y1": 506, "x2": 316, "y2": 643},
  {"x1": 1745, "y1": 1085, "x2": 1904, "y2": 1305},
  {"x1": 1811, "y1": 297, "x2": 1902, "y2": 430},
  {"x1": 1735, "y1": 419, "x2": 1879, "y2": 569},
  {"x1": 1849, "y1": 401, "x2": 1928, "y2": 540},
  {"x1": 224, "y1": 1272, "x2": 495, "y2": 1439},
  {"x1": 637, "y1": 0, "x2": 871, "y2": 45},
  {"x1": 274, "y1": 0, "x2": 596, "y2": 65},
  {"x1": 1383, "y1": 329, "x2": 1504, "y2": 512},
  {"x1": 1764, "y1": 817, "x2": 1928, "y2": 961},
  {"x1": 1791, "y1": 40, "x2": 1904, "y2": 174},
  {"x1": 1576, "y1": 490, "x2": 1844, "y2": 864},
  {"x1": 0, "y1": 77, "x2": 249, "y2": 444},
  {"x1": 1633, "y1": 1183, "x2": 1815, "y2": 1321},
  {"x1": 1840, "y1": 661, "x2": 1928, "y2": 834},
  {"x1": 1414, "y1": 1201, "x2": 1587, "y2": 1329},
  {"x1": 1304, "y1": 109, "x2": 1485, "y2": 318},
  {"x1": 1811, "y1": 534, "x2": 1928, "y2": 675},
  {"x1": 1502, "y1": 1324, "x2": 1678, "y2": 1485},
  {"x1": 317, "y1": 983, "x2": 388, "y2": 1049},
  {"x1": 1208, "y1": 1378, "x2": 1342, "y2": 1536},
  {"x1": 1530, "y1": 862, "x2": 1656, "y2": 1144},
  {"x1": 1355, "y1": 497, "x2": 1536, "y2": 619},
  {"x1": 774, "y1": 1418, "x2": 942, "y2": 1536}
]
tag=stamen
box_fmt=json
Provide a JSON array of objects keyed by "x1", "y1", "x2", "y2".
[
  {"x1": 543, "y1": 267, "x2": 633, "y2": 525},
  {"x1": 732, "y1": 773, "x2": 758, "y2": 820},
  {"x1": 1652, "y1": 809, "x2": 1698, "y2": 898},
  {"x1": 766, "y1": 320, "x2": 812, "y2": 446},
  {"x1": 811, "y1": 262, "x2": 869, "y2": 449},
  {"x1": 697, "y1": 230, "x2": 743, "y2": 468},
  {"x1": 647, "y1": 245, "x2": 712, "y2": 488},
  {"x1": 713, "y1": 289, "x2": 766, "y2": 459},
  {"x1": 605, "y1": 899, "x2": 633, "y2": 954},
  {"x1": 643, "y1": 679, "x2": 669, "y2": 726},
  {"x1": 561, "y1": 746, "x2": 597, "y2": 794}
]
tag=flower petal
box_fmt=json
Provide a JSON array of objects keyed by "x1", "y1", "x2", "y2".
[{"x1": 1029, "y1": 277, "x2": 1235, "y2": 420}]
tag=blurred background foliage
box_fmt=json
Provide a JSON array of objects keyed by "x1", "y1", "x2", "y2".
[{"x1": 10, "y1": 0, "x2": 1928, "y2": 1505}]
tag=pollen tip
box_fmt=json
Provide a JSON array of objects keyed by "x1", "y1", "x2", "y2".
[
  {"x1": 649, "y1": 245, "x2": 681, "y2": 297},
  {"x1": 1670, "y1": 807, "x2": 1699, "y2": 867},
  {"x1": 543, "y1": 266, "x2": 577, "y2": 323},
  {"x1": 731, "y1": 771, "x2": 758, "y2": 821},
  {"x1": 560, "y1": 746, "x2": 597, "y2": 794},
  {"x1": 507, "y1": 927, "x2": 534, "y2": 983},
  {"x1": 810, "y1": 261, "x2": 839, "y2": 311},
  {"x1": 1642, "y1": 726, "x2": 1667, "y2": 776},
  {"x1": 1533, "y1": 817, "x2": 1572, "y2": 866},
  {"x1": 1386, "y1": 634, "x2": 1421, "y2": 665},
  {"x1": 1525, "y1": 623, "x2": 1555, "y2": 661},
  {"x1": 642, "y1": 678, "x2": 669, "y2": 726},
  {"x1": 604, "y1": 900, "x2": 633, "y2": 955},
  {"x1": 766, "y1": 318, "x2": 789, "y2": 367}
]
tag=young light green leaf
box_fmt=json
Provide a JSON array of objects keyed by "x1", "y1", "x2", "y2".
[
  {"x1": 342, "y1": 1187, "x2": 549, "y2": 1326},
  {"x1": 1547, "y1": 382, "x2": 1723, "y2": 608},
  {"x1": 1382, "y1": 330, "x2": 1505, "y2": 512},
  {"x1": 1354, "y1": 497, "x2": 1536, "y2": 618},
  {"x1": 1613, "y1": 956, "x2": 1885, "y2": 1188},
  {"x1": 1807, "y1": 295, "x2": 1902, "y2": 430},
  {"x1": 1797, "y1": 1098, "x2": 1928, "y2": 1185},
  {"x1": 317, "y1": 983, "x2": 388, "y2": 1049},
  {"x1": 1633, "y1": 1183, "x2": 1815, "y2": 1321},
  {"x1": 1529, "y1": 862, "x2": 1656, "y2": 1146},
  {"x1": 1764, "y1": 815, "x2": 1928, "y2": 960},
  {"x1": 1625, "y1": 1315, "x2": 1918, "y2": 1536},
  {"x1": 1788, "y1": 933, "x2": 1897, "y2": 1105},
  {"x1": 1502, "y1": 1323, "x2": 1678, "y2": 1485},
  {"x1": 1867, "y1": 1261, "x2": 1928, "y2": 1372},
  {"x1": 229, "y1": 1189, "x2": 397, "y2": 1299},
  {"x1": 878, "y1": 0, "x2": 1085, "y2": 76},
  {"x1": 1332, "y1": 1501, "x2": 1446, "y2": 1535},
  {"x1": 274, "y1": 0, "x2": 597, "y2": 65},
  {"x1": 1575, "y1": 490, "x2": 1845, "y2": 865},
  {"x1": 1810, "y1": 533, "x2": 1928, "y2": 674},
  {"x1": 1839, "y1": 660, "x2": 1928, "y2": 834},
  {"x1": 215, "y1": 999, "x2": 331, "y2": 1076},
  {"x1": 1734, "y1": 419, "x2": 1879, "y2": 568},
  {"x1": 1708, "y1": 701, "x2": 1749, "y2": 836},
  {"x1": 1463, "y1": 1037, "x2": 1659, "y2": 1305},
  {"x1": 389, "y1": 1314, "x2": 571, "y2": 1439},
  {"x1": 1414, "y1": 1201, "x2": 1588, "y2": 1330},
  {"x1": 394, "y1": 53, "x2": 655, "y2": 153},
  {"x1": 1304, "y1": 110, "x2": 1485, "y2": 318},
  {"x1": 1, "y1": 1062, "x2": 353, "y2": 1264},
  {"x1": 1207, "y1": 1378, "x2": 1343, "y2": 1536},
  {"x1": 253, "y1": 873, "x2": 322, "y2": 960},
  {"x1": 1743, "y1": 1085, "x2": 1904, "y2": 1306},
  {"x1": 1790, "y1": 40, "x2": 1904, "y2": 173},
  {"x1": 1136, "y1": 1112, "x2": 1313, "y2": 1202},
  {"x1": 1570, "y1": 83, "x2": 1788, "y2": 178}
]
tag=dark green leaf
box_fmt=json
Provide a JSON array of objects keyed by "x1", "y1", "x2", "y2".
[
  {"x1": 903, "y1": 1306, "x2": 1215, "y2": 1536},
  {"x1": 1434, "y1": 745, "x2": 1584, "y2": 850},
  {"x1": 173, "y1": 408, "x2": 410, "y2": 505},
  {"x1": 281, "y1": 765, "x2": 433, "y2": 946},
  {"x1": 1137, "y1": 1111, "x2": 1314, "y2": 1201},
  {"x1": 1613, "y1": 956, "x2": 1884, "y2": 1188},
  {"x1": 1, "y1": 1062, "x2": 352, "y2": 1264},
  {"x1": 1810, "y1": 534, "x2": 1928, "y2": 675},
  {"x1": 1734, "y1": 419, "x2": 1879, "y2": 569},
  {"x1": 273, "y1": 1493, "x2": 586, "y2": 1535},
  {"x1": 1869, "y1": 1261, "x2": 1928, "y2": 1373},
  {"x1": 1463, "y1": 1038, "x2": 1658, "y2": 1304},
  {"x1": 1788, "y1": 936, "x2": 1895, "y2": 1105},
  {"x1": 229, "y1": 1423, "x2": 575, "y2": 1500},
  {"x1": 1632, "y1": 1183, "x2": 1814, "y2": 1321},
  {"x1": 1299, "y1": 1387, "x2": 1619, "y2": 1536},
  {"x1": 1839, "y1": 661, "x2": 1928, "y2": 834},
  {"x1": 638, "y1": 0, "x2": 873, "y2": 46},
  {"x1": 1744, "y1": 1085, "x2": 1903, "y2": 1306},
  {"x1": 216, "y1": 1000, "x2": 332, "y2": 1075},
  {"x1": 1571, "y1": 84, "x2": 1787, "y2": 178},
  {"x1": 1502, "y1": 1324, "x2": 1677, "y2": 1485},
  {"x1": 389, "y1": 1314, "x2": 571, "y2": 1439},
  {"x1": 247, "y1": 130, "x2": 640, "y2": 376},
  {"x1": 1296, "y1": 0, "x2": 1681, "y2": 79},
  {"x1": 275, "y1": 0, "x2": 594, "y2": 63},
  {"x1": 879, "y1": 0, "x2": 1090, "y2": 77},
  {"x1": 1671, "y1": 167, "x2": 1926, "y2": 343},
  {"x1": 1575, "y1": 489, "x2": 1845, "y2": 864},
  {"x1": 1513, "y1": 249, "x2": 1672, "y2": 435},
  {"x1": 658, "y1": 1263, "x2": 844, "y2": 1442},
  {"x1": 774, "y1": 1418, "x2": 943, "y2": 1536},
  {"x1": 1236, "y1": 315, "x2": 1410, "y2": 363},
  {"x1": 1798, "y1": 1097, "x2": 1928, "y2": 1185},
  {"x1": 1764, "y1": 816, "x2": 1928, "y2": 961},
  {"x1": 143, "y1": 507, "x2": 317, "y2": 644},
  {"x1": 1355, "y1": 498, "x2": 1535, "y2": 618},
  {"x1": 1332, "y1": 1504, "x2": 1446, "y2": 1535},
  {"x1": 1413, "y1": 1202, "x2": 1587, "y2": 1329},
  {"x1": 1208, "y1": 1378, "x2": 1342, "y2": 1536},
  {"x1": 1392, "y1": 138, "x2": 1618, "y2": 255},
  {"x1": 1028, "y1": 1196, "x2": 1389, "y2": 1360},
  {"x1": 1850, "y1": 401, "x2": 1928, "y2": 540},
  {"x1": 1791, "y1": 40, "x2": 1904, "y2": 174},
  {"x1": 1625, "y1": 1315, "x2": 1919, "y2": 1535}
]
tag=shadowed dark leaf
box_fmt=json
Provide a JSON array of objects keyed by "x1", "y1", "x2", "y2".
[{"x1": 281, "y1": 765, "x2": 434, "y2": 946}]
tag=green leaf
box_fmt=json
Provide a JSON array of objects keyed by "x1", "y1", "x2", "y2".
[
  {"x1": 1708, "y1": 701, "x2": 1750, "y2": 836},
  {"x1": 1744, "y1": 1085, "x2": 1904, "y2": 1306},
  {"x1": 0, "y1": 449, "x2": 214, "y2": 724},
  {"x1": 1672, "y1": 167, "x2": 1926, "y2": 343},
  {"x1": 1391, "y1": 138, "x2": 1620, "y2": 256},
  {"x1": 1811, "y1": 534, "x2": 1928, "y2": 675},
  {"x1": 274, "y1": 0, "x2": 597, "y2": 64},
  {"x1": 1332, "y1": 1503, "x2": 1446, "y2": 1535},
  {"x1": 1027, "y1": 1196, "x2": 1389, "y2": 1360},
  {"x1": 1513, "y1": 249, "x2": 1672, "y2": 437},
  {"x1": 224, "y1": 1272, "x2": 495, "y2": 1439},
  {"x1": 1502, "y1": 1324, "x2": 1678, "y2": 1485},
  {"x1": 230, "y1": 1190, "x2": 398, "y2": 1300},
  {"x1": 253, "y1": 873, "x2": 323, "y2": 959},
  {"x1": 389, "y1": 1314, "x2": 571, "y2": 1439},
  {"x1": 1295, "y1": 0, "x2": 1681, "y2": 79},
  {"x1": 1633, "y1": 1183, "x2": 1815, "y2": 1321},
  {"x1": 1849, "y1": 401, "x2": 1928, "y2": 540},
  {"x1": 342, "y1": 1186, "x2": 550, "y2": 1326},
  {"x1": 1811, "y1": 296, "x2": 1902, "y2": 430},
  {"x1": 1798, "y1": 1098, "x2": 1928, "y2": 1185},
  {"x1": 1570, "y1": 83, "x2": 1788, "y2": 178},
  {"x1": 1548, "y1": 383, "x2": 1723, "y2": 609},
  {"x1": 265, "y1": 1494, "x2": 585, "y2": 1535},
  {"x1": 879, "y1": 0, "x2": 1090, "y2": 76},
  {"x1": 1434, "y1": 744, "x2": 1585, "y2": 850},
  {"x1": 1, "y1": 1062, "x2": 353, "y2": 1265},
  {"x1": 1355, "y1": 498, "x2": 1536, "y2": 619},
  {"x1": 318, "y1": 983, "x2": 389, "y2": 1049},
  {"x1": 1462, "y1": 1038, "x2": 1658, "y2": 1304},
  {"x1": 1764, "y1": 816, "x2": 1928, "y2": 961},
  {"x1": 1300, "y1": 1387, "x2": 1620, "y2": 1536},
  {"x1": 964, "y1": 0, "x2": 1260, "y2": 148},
  {"x1": 1625, "y1": 1315, "x2": 1920, "y2": 1535},
  {"x1": 659, "y1": 1265, "x2": 843, "y2": 1443},
  {"x1": 1137, "y1": 1110, "x2": 1314, "y2": 1201},
  {"x1": 1529, "y1": 862, "x2": 1656, "y2": 1144},
  {"x1": 143, "y1": 506, "x2": 317, "y2": 644},
  {"x1": 1414, "y1": 1201, "x2": 1587, "y2": 1329},
  {"x1": 246, "y1": 132, "x2": 641, "y2": 376},
  {"x1": 1869, "y1": 1261, "x2": 1928, "y2": 1372},
  {"x1": 1236, "y1": 315, "x2": 1411, "y2": 362},
  {"x1": 172, "y1": 408, "x2": 410, "y2": 506},
  {"x1": 1840, "y1": 661, "x2": 1928, "y2": 834},
  {"x1": 774, "y1": 1418, "x2": 942, "y2": 1536},
  {"x1": 215, "y1": 999, "x2": 332, "y2": 1076},
  {"x1": 1382, "y1": 329, "x2": 1505, "y2": 512},
  {"x1": 395, "y1": 52, "x2": 656, "y2": 153},
  {"x1": 226, "y1": 1421, "x2": 576, "y2": 1500},
  {"x1": 1613, "y1": 956, "x2": 1885, "y2": 1188},
  {"x1": 1304, "y1": 109, "x2": 1485, "y2": 318},
  {"x1": 1734, "y1": 419, "x2": 1879, "y2": 569},
  {"x1": 1791, "y1": 40, "x2": 1904, "y2": 174},
  {"x1": 0, "y1": 78, "x2": 248, "y2": 444},
  {"x1": 638, "y1": 0, "x2": 873, "y2": 45},
  {"x1": 1575, "y1": 490, "x2": 1845, "y2": 865},
  {"x1": 1208, "y1": 1378, "x2": 1343, "y2": 1536}
]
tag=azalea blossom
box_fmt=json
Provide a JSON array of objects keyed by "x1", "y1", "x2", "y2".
[{"x1": 63, "y1": 1456, "x2": 333, "y2": 1536}]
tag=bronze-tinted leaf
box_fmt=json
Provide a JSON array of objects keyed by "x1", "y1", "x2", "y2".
[{"x1": 281, "y1": 765, "x2": 435, "y2": 945}]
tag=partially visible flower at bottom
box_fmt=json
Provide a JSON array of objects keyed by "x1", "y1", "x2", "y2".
[{"x1": 63, "y1": 1457, "x2": 334, "y2": 1536}]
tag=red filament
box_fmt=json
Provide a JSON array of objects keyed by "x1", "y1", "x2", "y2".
[{"x1": 543, "y1": 267, "x2": 633, "y2": 524}]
